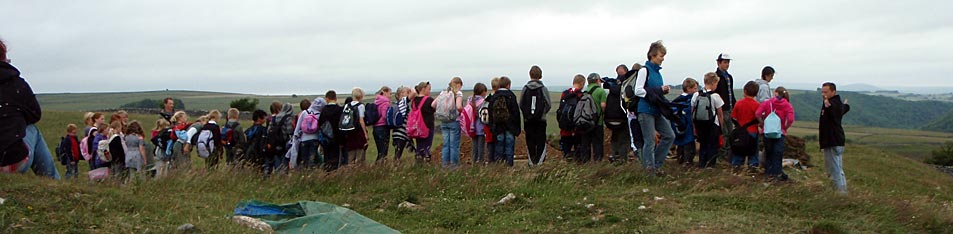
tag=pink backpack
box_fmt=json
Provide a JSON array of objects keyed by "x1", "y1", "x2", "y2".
[
  {"x1": 79, "y1": 127, "x2": 96, "y2": 161},
  {"x1": 407, "y1": 97, "x2": 431, "y2": 139},
  {"x1": 300, "y1": 110, "x2": 320, "y2": 134},
  {"x1": 460, "y1": 96, "x2": 482, "y2": 138}
]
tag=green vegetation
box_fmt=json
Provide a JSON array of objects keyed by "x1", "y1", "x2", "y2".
[
  {"x1": 787, "y1": 90, "x2": 953, "y2": 131},
  {"x1": 926, "y1": 141, "x2": 953, "y2": 166},
  {"x1": 922, "y1": 110, "x2": 953, "y2": 133},
  {"x1": 37, "y1": 90, "x2": 321, "y2": 112},
  {"x1": 229, "y1": 98, "x2": 260, "y2": 112},
  {"x1": 786, "y1": 121, "x2": 953, "y2": 161},
  {"x1": 120, "y1": 98, "x2": 185, "y2": 110}
]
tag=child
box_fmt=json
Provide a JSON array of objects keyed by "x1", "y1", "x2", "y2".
[
  {"x1": 819, "y1": 82, "x2": 850, "y2": 195},
  {"x1": 224, "y1": 108, "x2": 247, "y2": 167},
  {"x1": 485, "y1": 77, "x2": 500, "y2": 163},
  {"x1": 672, "y1": 78, "x2": 698, "y2": 167},
  {"x1": 756, "y1": 87, "x2": 795, "y2": 181},
  {"x1": 319, "y1": 91, "x2": 344, "y2": 171},
  {"x1": 437, "y1": 78, "x2": 464, "y2": 168},
  {"x1": 344, "y1": 88, "x2": 369, "y2": 166},
  {"x1": 59, "y1": 124, "x2": 81, "y2": 179},
  {"x1": 692, "y1": 72, "x2": 725, "y2": 168},
  {"x1": 107, "y1": 121, "x2": 127, "y2": 177},
  {"x1": 755, "y1": 66, "x2": 775, "y2": 103},
  {"x1": 579, "y1": 73, "x2": 607, "y2": 164},
  {"x1": 201, "y1": 110, "x2": 225, "y2": 169},
  {"x1": 244, "y1": 110, "x2": 269, "y2": 171},
  {"x1": 488, "y1": 76, "x2": 521, "y2": 166},
  {"x1": 266, "y1": 103, "x2": 294, "y2": 174},
  {"x1": 557, "y1": 75, "x2": 586, "y2": 161},
  {"x1": 170, "y1": 111, "x2": 191, "y2": 171},
  {"x1": 151, "y1": 119, "x2": 173, "y2": 178},
  {"x1": 469, "y1": 83, "x2": 488, "y2": 164},
  {"x1": 412, "y1": 82, "x2": 436, "y2": 164},
  {"x1": 293, "y1": 98, "x2": 325, "y2": 169},
  {"x1": 124, "y1": 121, "x2": 147, "y2": 179},
  {"x1": 521, "y1": 66, "x2": 552, "y2": 166},
  {"x1": 391, "y1": 87, "x2": 414, "y2": 163},
  {"x1": 730, "y1": 81, "x2": 762, "y2": 174},
  {"x1": 373, "y1": 86, "x2": 392, "y2": 163}
]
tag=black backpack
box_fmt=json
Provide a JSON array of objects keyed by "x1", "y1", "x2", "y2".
[
  {"x1": 492, "y1": 95, "x2": 511, "y2": 125},
  {"x1": 557, "y1": 89, "x2": 580, "y2": 130},
  {"x1": 604, "y1": 85, "x2": 627, "y2": 130},
  {"x1": 520, "y1": 86, "x2": 547, "y2": 121},
  {"x1": 730, "y1": 119, "x2": 759, "y2": 156},
  {"x1": 365, "y1": 102, "x2": 380, "y2": 126},
  {"x1": 56, "y1": 136, "x2": 69, "y2": 165},
  {"x1": 266, "y1": 115, "x2": 292, "y2": 152}
]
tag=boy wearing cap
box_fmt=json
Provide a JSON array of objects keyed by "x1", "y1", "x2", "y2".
[
  {"x1": 578, "y1": 73, "x2": 607, "y2": 164},
  {"x1": 714, "y1": 53, "x2": 735, "y2": 161}
]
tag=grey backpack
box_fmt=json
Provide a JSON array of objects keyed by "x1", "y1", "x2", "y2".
[
  {"x1": 572, "y1": 86, "x2": 599, "y2": 132},
  {"x1": 693, "y1": 91, "x2": 715, "y2": 123}
]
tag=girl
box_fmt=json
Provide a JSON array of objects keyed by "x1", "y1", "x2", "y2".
[
  {"x1": 373, "y1": 86, "x2": 392, "y2": 163},
  {"x1": 756, "y1": 87, "x2": 795, "y2": 181},
  {"x1": 152, "y1": 119, "x2": 172, "y2": 178},
  {"x1": 391, "y1": 87, "x2": 415, "y2": 163},
  {"x1": 413, "y1": 82, "x2": 436, "y2": 164},
  {"x1": 344, "y1": 88, "x2": 369, "y2": 166},
  {"x1": 437, "y1": 77, "x2": 464, "y2": 167},
  {"x1": 124, "y1": 121, "x2": 147, "y2": 179},
  {"x1": 469, "y1": 83, "x2": 488, "y2": 164},
  {"x1": 170, "y1": 111, "x2": 191, "y2": 171}
]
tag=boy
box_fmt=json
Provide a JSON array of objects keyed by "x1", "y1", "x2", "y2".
[
  {"x1": 730, "y1": 81, "x2": 761, "y2": 174},
  {"x1": 692, "y1": 72, "x2": 725, "y2": 168},
  {"x1": 558, "y1": 75, "x2": 586, "y2": 161},
  {"x1": 672, "y1": 78, "x2": 698, "y2": 166},
  {"x1": 244, "y1": 110, "x2": 269, "y2": 172},
  {"x1": 485, "y1": 77, "x2": 500, "y2": 163},
  {"x1": 755, "y1": 66, "x2": 775, "y2": 103},
  {"x1": 488, "y1": 76, "x2": 521, "y2": 166},
  {"x1": 578, "y1": 73, "x2": 607, "y2": 164},
  {"x1": 319, "y1": 90, "x2": 344, "y2": 171},
  {"x1": 223, "y1": 108, "x2": 247, "y2": 167},
  {"x1": 59, "y1": 124, "x2": 81, "y2": 179},
  {"x1": 520, "y1": 66, "x2": 552, "y2": 166},
  {"x1": 819, "y1": 82, "x2": 850, "y2": 195}
]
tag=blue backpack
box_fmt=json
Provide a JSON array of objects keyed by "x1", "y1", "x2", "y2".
[
  {"x1": 385, "y1": 103, "x2": 406, "y2": 128},
  {"x1": 670, "y1": 99, "x2": 695, "y2": 146}
]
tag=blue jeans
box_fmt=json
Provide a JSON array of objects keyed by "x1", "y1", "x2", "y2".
[
  {"x1": 823, "y1": 146, "x2": 848, "y2": 194},
  {"x1": 495, "y1": 132, "x2": 515, "y2": 166},
  {"x1": 440, "y1": 122, "x2": 461, "y2": 167},
  {"x1": 298, "y1": 140, "x2": 321, "y2": 169},
  {"x1": 731, "y1": 133, "x2": 760, "y2": 167},
  {"x1": 637, "y1": 113, "x2": 675, "y2": 170},
  {"x1": 20, "y1": 125, "x2": 61, "y2": 179},
  {"x1": 764, "y1": 136, "x2": 786, "y2": 176}
]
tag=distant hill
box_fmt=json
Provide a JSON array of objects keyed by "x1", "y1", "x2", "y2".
[
  {"x1": 921, "y1": 110, "x2": 953, "y2": 133},
  {"x1": 788, "y1": 90, "x2": 953, "y2": 131},
  {"x1": 36, "y1": 90, "x2": 324, "y2": 111}
]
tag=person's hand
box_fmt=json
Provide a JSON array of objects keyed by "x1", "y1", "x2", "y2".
[
  {"x1": 844, "y1": 99, "x2": 849, "y2": 105},
  {"x1": 661, "y1": 85, "x2": 671, "y2": 93},
  {"x1": 823, "y1": 99, "x2": 831, "y2": 108}
]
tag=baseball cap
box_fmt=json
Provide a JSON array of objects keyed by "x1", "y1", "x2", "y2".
[{"x1": 717, "y1": 53, "x2": 732, "y2": 61}]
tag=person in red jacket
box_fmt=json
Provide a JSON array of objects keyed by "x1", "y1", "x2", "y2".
[
  {"x1": 61, "y1": 124, "x2": 82, "y2": 179},
  {"x1": 730, "y1": 81, "x2": 761, "y2": 174}
]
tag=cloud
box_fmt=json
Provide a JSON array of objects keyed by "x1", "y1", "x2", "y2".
[{"x1": 2, "y1": 0, "x2": 951, "y2": 94}]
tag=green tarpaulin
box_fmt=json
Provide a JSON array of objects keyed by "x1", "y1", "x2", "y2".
[{"x1": 234, "y1": 200, "x2": 399, "y2": 234}]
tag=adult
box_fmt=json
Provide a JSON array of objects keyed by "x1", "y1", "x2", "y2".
[
  {"x1": 633, "y1": 40, "x2": 675, "y2": 176},
  {"x1": 714, "y1": 53, "x2": 736, "y2": 160},
  {"x1": 820, "y1": 82, "x2": 850, "y2": 195},
  {"x1": 0, "y1": 39, "x2": 59, "y2": 179},
  {"x1": 754, "y1": 66, "x2": 775, "y2": 103},
  {"x1": 160, "y1": 97, "x2": 175, "y2": 123}
]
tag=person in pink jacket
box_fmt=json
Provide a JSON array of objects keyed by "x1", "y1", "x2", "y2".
[
  {"x1": 755, "y1": 87, "x2": 795, "y2": 181},
  {"x1": 373, "y1": 87, "x2": 393, "y2": 163}
]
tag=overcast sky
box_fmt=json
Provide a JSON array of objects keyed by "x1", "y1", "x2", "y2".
[{"x1": 2, "y1": 0, "x2": 951, "y2": 94}]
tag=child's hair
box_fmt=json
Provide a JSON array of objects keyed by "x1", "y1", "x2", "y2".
[
  {"x1": 616, "y1": 64, "x2": 629, "y2": 73},
  {"x1": 473, "y1": 83, "x2": 487, "y2": 96},
  {"x1": 491, "y1": 77, "x2": 501, "y2": 90},
  {"x1": 109, "y1": 114, "x2": 123, "y2": 125},
  {"x1": 325, "y1": 90, "x2": 337, "y2": 100},
  {"x1": 743, "y1": 81, "x2": 760, "y2": 97},
  {"x1": 378, "y1": 86, "x2": 391, "y2": 96},
  {"x1": 394, "y1": 86, "x2": 407, "y2": 99},
  {"x1": 95, "y1": 123, "x2": 108, "y2": 133},
  {"x1": 352, "y1": 87, "x2": 365, "y2": 101},
  {"x1": 92, "y1": 112, "x2": 104, "y2": 122},
  {"x1": 207, "y1": 110, "x2": 221, "y2": 121},
  {"x1": 125, "y1": 121, "x2": 144, "y2": 136},
  {"x1": 299, "y1": 99, "x2": 311, "y2": 111},
  {"x1": 573, "y1": 74, "x2": 586, "y2": 85},
  {"x1": 703, "y1": 72, "x2": 720, "y2": 86},
  {"x1": 529, "y1": 65, "x2": 542, "y2": 80},
  {"x1": 498, "y1": 76, "x2": 511, "y2": 89},
  {"x1": 415, "y1": 81, "x2": 430, "y2": 93},
  {"x1": 109, "y1": 121, "x2": 124, "y2": 135},
  {"x1": 587, "y1": 73, "x2": 601, "y2": 84},
  {"x1": 682, "y1": 78, "x2": 699, "y2": 92},
  {"x1": 270, "y1": 101, "x2": 282, "y2": 114},
  {"x1": 449, "y1": 77, "x2": 463, "y2": 89},
  {"x1": 83, "y1": 112, "x2": 95, "y2": 126},
  {"x1": 0, "y1": 39, "x2": 7, "y2": 62},
  {"x1": 173, "y1": 111, "x2": 187, "y2": 124},
  {"x1": 155, "y1": 118, "x2": 171, "y2": 131},
  {"x1": 631, "y1": 63, "x2": 643, "y2": 72},
  {"x1": 647, "y1": 40, "x2": 666, "y2": 60},
  {"x1": 197, "y1": 115, "x2": 209, "y2": 123},
  {"x1": 66, "y1": 124, "x2": 78, "y2": 134},
  {"x1": 761, "y1": 66, "x2": 775, "y2": 80},
  {"x1": 115, "y1": 110, "x2": 128, "y2": 120},
  {"x1": 252, "y1": 109, "x2": 268, "y2": 122},
  {"x1": 227, "y1": 108, "x2": 240, "y2": 120},
  {"x1": 775, "y1": 87, "x2": 790, "y2": 101},
  {"x1": 822, "y1": 82, "x2": 837, "y2": 91}
]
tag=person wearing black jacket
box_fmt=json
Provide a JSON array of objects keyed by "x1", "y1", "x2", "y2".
[
  {"x1": 714, "y1": 53, "x2": 735, "y2": 160},
  {"x1": 605, "y1": 66, "x2": 630, "y2": 163},
  {"x1": 488, "y1": 76, "x2": 521, "y2": 166},
  {"x1": 819, "y1": 82, "x2": 850, "y2": 195},
  {"x1": 0, "y1": 40, "x2": 59, "y2": 178},
  {"x1": 318, "y1": 90, "x2": 344, "y2": 172}
]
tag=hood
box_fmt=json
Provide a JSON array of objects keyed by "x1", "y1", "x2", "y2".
[
  {"x1": 309, "y1": 98, "x2": 327, "y2": 113},
  {"x1": 754, "y1": 79, "x2": 769, "y2": 85},
  {"x1": 0, "y1": 62, "x2": 20, "y2": 84},
  {"x1": 769, "y1": 96, "x2": 794, "y2": 112},
  {"x1": 276, "y1": 102, "x2": 294, "y2": 120},
  {"x1": 375, "y1": 94, "x2": 390, "y2": 106},
  {"x1": 524, "y1": 80, "x2": 545, "y2": 90}
]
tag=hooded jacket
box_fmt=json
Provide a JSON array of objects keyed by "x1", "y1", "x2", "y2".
[
  {"x1": 269, "y1": 103, "x2": 295, "y2": 147},
  {"x1": 0, "y1": 62, "x2": 40, "y2": 166},
  {"x1": 520, "y1": 80, "x2": 552, "y2": 121},
  {"x1": 294, "y1": 98, "x2": 327, "y2": 142},
  {"x1": 754, "y1": 79, "x2": 773, "y2": 103},
  {"x1": 488, "y1": 89, "x2": 522, "y2": 136},
  {"x1": 819, "y1": 95, "x2": 850, "y2": 148},
  {"x1": 374, "y1": 94, "x2": 391, "y2": 127},
  {"x1": 755, "y1": 96, "x2": 795, "y2": 135}
]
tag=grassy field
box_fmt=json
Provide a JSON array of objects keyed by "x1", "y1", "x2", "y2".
[
  {"x1": 787, "y1": 121, "x2": 953, "y2": 162},
  {"x1": 37, "y1": 90, "x2": 322, "y2": 111},
  {"x1": 3, "y1": 109, "x2": 953, "y2": 232}
]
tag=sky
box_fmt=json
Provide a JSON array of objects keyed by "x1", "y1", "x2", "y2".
[{"x1": 2, "y1": 0, "x2": 951, "y2": 95}]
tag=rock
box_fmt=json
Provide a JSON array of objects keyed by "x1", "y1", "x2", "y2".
[
  {"x1": 585, "y1": 204, "x2": 595, "y2": 209},
  {"x1": 496, "y1": 193, "x2": 516, "y2": 205},
  {"x1": 0, "y1": 197, "x2": 5, "y2": 205},
  {"x1": 231, "y1": 216, "x2": 273, "y2": 233},
  {"x1": 638, "y1": 205, "x2": 647, "y2": 210},
  {"x1": 642, "y1": 188, "x2": 649, "y2": 193},
  {"x1": 398, "y1": 201, "x2": 419, "y2": 209},
  {"x1": 654, "y1": 197, "x2": 665, "y2": 201},
  {"x1": 177, "y1": 223, "x2": 195, "y2": 233}
]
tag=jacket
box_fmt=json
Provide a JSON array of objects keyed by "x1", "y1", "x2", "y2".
[
  {"x1": 755, "y1": 96, "x2": 795, "y2": 135},
  {"x1": 0, "y1": 62, "x2": 40, "y2": 166},
  {"x1": 754, "y1": 79, "x2": 772, "y2": 103},
  {"x1": 520, "y1": 80, "x2": 552, "y2": 121},
  {"x1": 294, "y1": 98, "x2": 327, "y2": 142},
  {"x1": 488, "y1": 89, "x2": 522, "y2": 136},
  {"x1": 819, "y1": 95, "x2": 850, "y2": 148},
  {"x1": 714, "y1": 68, "x2": 736, "y2": 110},
  {"x1": 374, "y1": 95, "x2": 391, "y2": 127}
]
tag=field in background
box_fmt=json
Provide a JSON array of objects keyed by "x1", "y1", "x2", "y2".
[{"x1": 786, "y1": 121, "x2": 953, "y2": 162}]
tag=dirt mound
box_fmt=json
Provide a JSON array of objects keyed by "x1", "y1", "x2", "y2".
[
  {"x1": 784, "y1": 135, "x2": 811, "y2": 166},
  {"x1": 431, "y1": 131, "x2": 561, "y2": 165}
]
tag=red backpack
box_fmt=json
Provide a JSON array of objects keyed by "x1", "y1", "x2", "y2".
[{"x1": 407, "y1": 97, "x2": 431, "y2": 139}]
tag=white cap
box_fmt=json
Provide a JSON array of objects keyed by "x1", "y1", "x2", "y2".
[{"x1": 717, "y1": 53, "x2": 732, "y2": 61}]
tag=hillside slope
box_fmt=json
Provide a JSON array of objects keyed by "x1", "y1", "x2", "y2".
[
  {"x1": 787, "y1": 90, "x2": 953, "y2": 131},
  {"x1": 36, "y1": 90, "x2": 321, "y2": 111},
  {"x1": 922, "y1": 109, "x2": 953, "y2": 133}
]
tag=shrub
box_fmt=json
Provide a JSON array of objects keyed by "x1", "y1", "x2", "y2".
[
  {"x1": 229, "y1": 98, "x2": 259, "y2": 112},
  {"x1": 120, "y1": 98, "x2": 185, "y2": 110},
  {"x1": 925, "y1": 141, "x2": 953, "y2": 166}
]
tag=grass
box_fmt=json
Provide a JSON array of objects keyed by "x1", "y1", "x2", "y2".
[{"x1": 787, "y1": 121, "x2": 953, "y2": 161}]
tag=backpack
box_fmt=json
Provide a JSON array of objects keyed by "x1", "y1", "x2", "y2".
[
  {"x1": 385, "y1": 103, "x2": 406, "y2": 128},
  {"x1": 670, "y1": 101, "x2": 693, "y2": 144},
  {"x1": 339, "y1": 103, "x2": 361, "y2": 132},
  {"x1": 491, "y1": 94, "x2": 511, "y2": 125},
  {"x1": 267, "y1": 115, "x2": 292, "y2": 152},
  {"x1": 193, "y1": 128, "x2": 215, "y2": 158},
  {"x1": 604, "y1": 85, "x2": 627, "y2": 130},
  {"x1": 763, "y1": 102, "x2": 783, "y2": 139},
  {"x1": 300, "y1": 110, "x2": 320, "y2": 134},
  {"x1": 80, "y1": 128, "x2": 96, "y2": 161},
  {"x1": 573, "y1": 86, "x2": 600, "y2": 133},
  {"x1": 56, "y1": 137, "x2": 69, "y2": 165},
  {"x1": 557, "y1": 89, "x2": 580, "y2": 130},
  {"x1": 434, "y1": 90, "x2": 459, "y2": 123},
  {"x1": 730, "y1": 119, "x2": 760, "y2": 156},
  {"x1": 602, "y1": 77, "x2": 619, "y2": 90},
  {"x1": 520, "y1": 86, "x2": 547, "y2": 121},
  {"x1": 365, "y1": 102, "x2": 380, "y2": 126},
  {"x1": 460, "y1": 96, "x2": 482, "y2": 138},
  {"x1": 317, "y1": 121, "x2": 334, "y2": 145},
  {"x1": 478, "y1": 98, "x2": 491, "y2": 125},
  {"x1": 621, "y1": 67, "x2": 643, "y2": 111},
  {"x1": 97, "y1": 136, "x2": 113, "y2": 163},
  {"x1": 222, "y1": 125, "x2": 236, "y2": 147},
  {"x1": 407, "y1": 97, "x2": 431, "y2": 139},
  {"x1": 693, "y1": 90, "x2": 716, "y2": 123}
]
